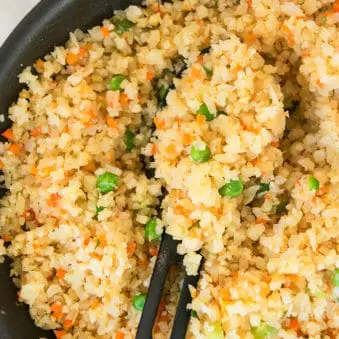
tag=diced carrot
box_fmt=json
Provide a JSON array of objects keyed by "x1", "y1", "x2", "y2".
[
  {"x1": 151, "y1": 144, "x2": 157, "y2": 155},
  {"x1": 47, "y1": 193, "x2": 61, "y2": 207},
  {"x1": 2, "y1": 129, "x2": 14, "y2": 141},
  {"x1": 62, "y1": 126, "x2": 69, "y2": 134},
  {"x1": 232, "y1": 271, "x2": 239, "y2": 281},
  {"x1": 175, "y1": 117, "x2": 182, "y2": 125},
  {"x1": 54, "y1": 330, "x2": 66, "y2": 339},
  {"x1": 289, "y1": 318, "x2": 299, "y2": 331},
  {"x1": 8, "y1": 143, "x2": 20, "y2": 156},
  {"x1": 101, "y1": 26, "x2": 110, "y2": 37},
  {"x1": 196, "y1": 55, "x2": 204, "y2": 65},
  {"x1": 149, "y1": 244, "x2": 159, "y2": 257},
  {"x1": 334, "y1": 0, "x2": 339, "y2": 12},
  {"x1": 119, "y1": 93, "x2": 129, "y2": 105},
  {"x1": 66, "y1": 52, "x2": 78, "y2": 66},
  {"x1": 30, "y1": 126, "x2": 42, "y2": 137},
  {"x1": 189, "y1": 65, "x2": 202, "y2": 78},
  {"x1": 63, "y1": 319, "x2": 73, "y2": 330},
  {"x1": 271, "y1": 140, "x2": 280, "y2": 148},
  {"x1": 247, "y1": 0, "x2": 252, "y2": 8},
  {"x1": 182, "y1": 133, "x2": 194, "y2": 145},
  {"x1": 264, "y1": 193, "x2": 272, "y2": 200},
  {"x1": 146, "y1": 66, "x2": 155, "y2": 81},
  {"x1": 151, "y1": 3, "x2": 160, "y2": 12},
  {"x1": 98, "y1": 234, "x2": 107, "y2": 248},
  {"x1": 316, "y1": 186, "x2": 328, "y2": 197},
  {"x1": 106, "y1": 116, "x2": 118, "y2": 129},
  {"x1": 127, "y1": 241, "x2": 137, "y2": 258},
  {"x1": 246, "y1": 32, "x2": 256, "y2": 42},
  {"x1": 115, "y1": 331, "x2": 125, "y2": 339},
  {"x1": 255, "y1": 217, "x2": 267, "y2": 224},
  {"x1": 196, "y1": 114, "x2": 206, "y2": 125},
  {"x1": 3, "y1": 234, "x2": 12, "y2": 242},
  {"x1": 78, "y1": 47, "x2": 86, "y2": 58},
  {"x1": 82, "y1": 161, "x2": 96, "y2": 173},
  {"x1": 174, "y1": 205, "x2": 188, "y2": 216},
  {"x1": 154, "y1": 117, "x2": 166, "y2": 130},
  {"x1": 91, "y1": 253, "x2": 103, "y2": 260},
  {"x1": 83, "y1": 236, "x2": 90, "y2": 246},
  {"x1": 31, "y1": 165, "x2": 38, "y2": 176},
  {"x1": 35, "y1": 59, "x2": 45, "y2": 72},
  {"x1": 56, "y1": 268, "x2": 66, "y2": 279},
  {"x1": 316, "y1": 79, "x2": 324, "y2": 88},
  {"x1": 86, "y1": 110, "x2": 96, "y2": 118},
  {"x1": 0, "y1": 160, "x2": 4, "y2": 170},
  {"x1": 311, "y1": 196, "x2": 316, "y2": 204}
]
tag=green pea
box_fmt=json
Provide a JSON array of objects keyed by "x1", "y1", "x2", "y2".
[
  {"x1": 109, "y1": 75, "x2": 127, "y2": 91},
  {"x1": 96, "y1": 206, "x2": 105, "y2": 215},
  {"x1": 145, "y1": 218, "x2": 161, "y2": 241},
  {"x1": 207, "y1": 322, "x2": 224, "y2": 339},
  {"x1": 190, "y1": 141, "x2": 211, "y2": 163},
  {"x1": 307, "y1": 176, "x2": 319, "y2": 191},
  {"x1": 158, "y1": 85, "x2": 169, "y2": 107},
  {"x1": 332, "y1": 269, "x2": 339, "y2": 288},
  {"x1": 97, "y1": 172, "x2": 119, "y2": 194},
  {"x1": 203, "y1": 65, "x2": 213, "y2": 78},
  {"x1": 191, "y1": 310, "x2": 198, "y2": 318},
  {"x1": 251, "y1": 324, "x2": 278, "y2": 339},
  {"x1": 112, "y1": 17, "x2": 134, "y2": 35},
  {"x1": 197, "y1": 103, "x2": 216, "y2": 121},
  {"x1": 132, "y1": 293, "x2": 147, "y2": 311},
  {"x1": 124, "y1": 129, "x2": 136, "y2": 151},
  {"x1": 219, "y1": 179, "x2": 244, "y2": 198},
  {"x1": 258, "y1": 182, "x2": 270, "y2": 194}
]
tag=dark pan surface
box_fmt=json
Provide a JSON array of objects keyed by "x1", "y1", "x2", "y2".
[{"x1": 0, "y1": 1, "x2": 140, "y2": 337}]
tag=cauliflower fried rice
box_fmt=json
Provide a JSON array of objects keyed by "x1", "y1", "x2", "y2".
[{"x1": 0, "y1": 0, "x2": 338, "y2": 338}]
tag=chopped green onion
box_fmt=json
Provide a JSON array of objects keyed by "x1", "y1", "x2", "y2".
[
  {"x1": 190, "y1": 141, "x2": 211, "y2": 163},
  {"x1": 332, "y1": 269, "x2": 339, "y2": 288},
  {"x1": 207, "y1": 322, "x2": 224, "y2": 339},
  {"x1": 145, "y1": 218, "x2": 161, "y2": 241},
  {"x1": 307, "y1": 176, "x2": 320, "y2": 191},
  {"x1": 158, "y1": 85, "x2": 169, "y2": 107},
  {"x1": 96, "y1": 206, "x2": 105, "y2": 215},
  {"x1": 96, "y1": 172, "x2": 119, "y2": 194},
  {"x1": 132, "y1": 293, "x2": 147, "y2": 311},
  {"x1": 109, "y1": 74, "x2": 127, "y2": 91},
  {"x1": 124, "y1": 129, "x2": 136, "y2": 151},
  {"x1": 251, "y1": 324, "x2": 278, "y2": 339},
  {"x1": 112, "y1": 17, "x2": 134, "y2": 35},
  {"x1": 203, "y1": 65, "x2": 213, "y2": 78},
  {"x1": 219, "y1": 179, "x2": 244, "y2": 198},
  {"x1": 191, "y1": 310, "x2": 198, "y2": 318},
  {"x1": 258, "y1": 182, "x2": 270, "y2": 194},
  {"x1": 197, "y1": 103, "x2": 216, "y2": 121}
]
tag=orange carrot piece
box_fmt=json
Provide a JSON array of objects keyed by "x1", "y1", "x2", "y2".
[
  {"x1": 35, "y1": 59, "x2": 45, "y2": 72},
  {"x1": 182, "y1": 133, "x2": 194, "y2": 145},
  {"x1": 8, "y1": 143, "x2": 20, "y2": 156},
  {"x1": 2, "y1": 129, "x2": 14, "y2": 141},
  {"x1": 31, "y1": 165, "x2": 38, "y2": 176},
  {"x1": 149, "y1": 244, "x2": 159, "y2": 257},
  {"x1": 82, "y1": 161, "x2": 96, "y2": 173},
  {"x1": 146, "y1": 67, "x2": 155, "y2": 81},
  {"x1": 51, "y1": 303, "x2": 63, "y2": 314},
  {"x1": 106, "y1": 116, "x2": 118, "y2": 129},
  {"x1": 154, "y1": 117, "x2": 165, "y2": 130},
  {"x1": 47, "y1": 193, "x2": 61, "y2": 207},
  {"x1": 196, "y1": 114, "x2": 206, "y2": 125},
  {"x1": 66, "y1": 53, "x2": 78, "y2": 66},
  {"x1": 115, "y1": 331, "x2": 125, "y2": 339},
  {"x1": 255, "y1": 217, "x2": 267, "y2": 224},
  {"x1": 54, "y1": 330, "x2": 66, "y2": 339},
  {"x1": 271, "y1": 140, "x2": 280, "y2": 148},
  {"x1": 289, "y1": 318, "x2": 299, "y2": 331},
  {"x1": 247, "y1": 0, "x2": 252, "y2": 8},
  {"x1": 30, "y1": 126, "x2": 42, "y2": 137},
  {"x1": 190, "y1": 65, "x2": 202, "y2": 78},
  {"x1": 150, "y1": 144, "x2": 157, "y2": 155},
  {"x1": 127, "y1": 241, "x2": 137, "y2": 258},
  {"x1": 334, "y1": 0, "x2": 339, "y2": 12},
  {"x1": 78, "y1": 47, "x2": 86, "y2": 58},
  {"x1": 151, "y1": 3, "x2": 160, "y2": 12},
  {"x1": 101, "y1": 26, "x2": 110, "y2": 37},
  {"x1": 63, "y1": 319, "x2": 73, "y2": 330},
  {"x1": 166, "y1": 144, "x2": 177, "y2": 155},
  {"x1": 3, "y1": 234, "x2": 12, "y2": 242},
  {"x1": 316, "y1": 79, "x2": 324, "y2": 88},
  {"x1": 316, "y1": 186, "x2": 328, "y2": 197},
  {"x1": 119, "y1": 93, "x2": 129, "y2": 105},
  {"x1": 22, "y1": 209, "x2": 35, "y2": 222},
  {"x1": 0, "y1": 160, "x2": 4, "y2": 170},
  {"x1": 56, "y1": 268, "x2": 66, "y2": 279}
]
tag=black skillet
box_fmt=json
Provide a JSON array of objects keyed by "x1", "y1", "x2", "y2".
[{"x1": 0, "y1": 1, "x2": 200, "y2": 338}]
